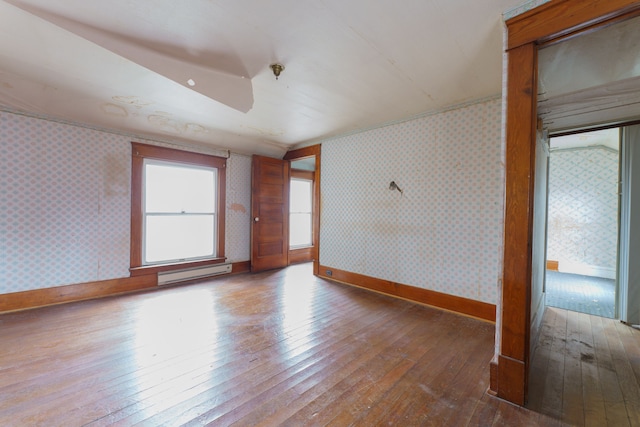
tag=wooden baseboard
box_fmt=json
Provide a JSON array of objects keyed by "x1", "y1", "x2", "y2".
[
  {"x1": 489, "y1": 358, "x2": 499, "y2": 395},
  {"x1": 0, "y1": 260, "x2": 251, "y2": 313},
  {"x1": 496, "y1": 355, "x2": 526, "y2": 405},
  {"x1": 317, "y1": 265, "x2": 496, "y2": 322},
  {"x1": 546, "y1": 260, "x2": 559, "y2": 271},
  {"x1": 231, "y1": 260, "x2": 251, "y2": 274},
  {"x1": 0, "y1": 275, "x2": 157, "y2": 313},
  {"x1": 289, "y1": 247, "x2": 314, "y2": 265}
]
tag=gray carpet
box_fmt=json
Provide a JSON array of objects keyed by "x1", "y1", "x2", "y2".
[{"x1": 545, "y1": 271, "x2": 616, "y2": 318}]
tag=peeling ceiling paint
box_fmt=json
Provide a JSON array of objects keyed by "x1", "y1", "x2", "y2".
[{"x1": 0, "y1": 0, "x2": 525, "y2": 157}]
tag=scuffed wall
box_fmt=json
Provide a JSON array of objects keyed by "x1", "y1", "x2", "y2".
[
  {"x1": 319, "y1": 98, "x2": 504, "y2": 304},
  {"x1": 0, "y1": 111, "x2": 251, "y2": 294}
]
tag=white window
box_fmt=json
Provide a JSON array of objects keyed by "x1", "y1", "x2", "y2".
[
  {"x1": 143, "y1": 160, "x2": 217, "y2": 264},
  {"x1": 130, "y1": 142, "x2": 226, "y2": 275},
  {"x1": 290, "y1": 178, "x2": 313, "y2": 248}
]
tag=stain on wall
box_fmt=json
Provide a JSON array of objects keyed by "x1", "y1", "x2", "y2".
[
  {"x1": 230, "y1": 203, "x2": 247, "y2": 213},
  {"x1": 225, "y1": 155, "x2": 251, "y2": 262},
  {"x1": 103, "y1": 153, "x2": 128, "y2": 197},
  {"x1": 319, "y1": 98, "x2": 504, "y2": 304},
  {"x1": 0, "y1": 110, "x2": 251, "y2": 294},
  {"x1": 0, "y1": 111, "x2": 130, "y2": 293}
]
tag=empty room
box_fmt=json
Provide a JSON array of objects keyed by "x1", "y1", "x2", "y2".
[{"x1": 1, "y1": 1, "x2": 640, "y2": 426}]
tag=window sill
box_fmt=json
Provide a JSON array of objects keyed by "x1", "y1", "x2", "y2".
[
  {"x1": 290, "y1": 244, "x2": 314, "y2": 250},
  {"x1": 130, "y1": 257, "x2": 227, "y2": 277}
]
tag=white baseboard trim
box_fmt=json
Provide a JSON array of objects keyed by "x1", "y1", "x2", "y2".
[{"x1": 557, "y1": 261, "x2": 616, "y2": 280}]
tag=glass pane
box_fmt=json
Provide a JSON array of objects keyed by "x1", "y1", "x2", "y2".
[
  {"x1": 290, "y1": 157, "x2": 315, "y2": 171},
  {"x1": 290, "y1": 179, "x2": 312, "y2": 213},
  {"x1": 290, "y1": 213, "x2": 312, "y2": 247},
  {"x1": 145, "y1": 162, "x2": 215, "y2": 213},
  {"x1": 145, "y1": 215, "x2": 214, "y2": 263}
]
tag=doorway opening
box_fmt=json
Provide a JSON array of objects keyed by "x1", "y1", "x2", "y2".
[
  {"x1": 545, "y1": 128, "x2": 620, "y2": 318},
  {"x1": 283, "y1": 145, "x2": 321, "y2": 271},
  {"x1": 289, "y1": 157, "x2": 315, "y2": 264}
]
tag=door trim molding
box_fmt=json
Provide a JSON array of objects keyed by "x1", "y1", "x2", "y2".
[
  {"x1": 498, "y1": 0, "x2": 640, "y2": 406},
  {"x1": 284, "y1": 145, "x2": 321, "y2": 275}
]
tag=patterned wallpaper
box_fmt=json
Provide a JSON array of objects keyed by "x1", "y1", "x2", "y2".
[
  {"x1": 319, "y1": 98, "x2": 504, "y2": 304},
  {"x1": 547, "y1": 147, "x2": 619, "y2": 275},
  {"x1": 225, "y1": 154, "x2": 251, "y2": 263},
  {"x1": 0, "y1": 111, "x2": 251, "y2": 294}
]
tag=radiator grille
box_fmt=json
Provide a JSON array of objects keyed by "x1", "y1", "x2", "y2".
[{"x1": 157, "y1": 263, "x2": 231, "y2": 285}]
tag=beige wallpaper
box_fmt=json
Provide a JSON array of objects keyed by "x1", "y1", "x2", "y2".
[
  {"x1": 0, "y1": 111, "x2": 251, "y2": 294},
  {"x1": 319, "y1": 98, "x2": 504, "y2": 304},
  {"x1": 547, "y1": 147, "x2": 619, "y2": 277}
]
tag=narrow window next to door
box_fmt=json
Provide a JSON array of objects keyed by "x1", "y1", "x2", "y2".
[{"x1": 290, "y1": 176, "x2": 313, "y2": 248}]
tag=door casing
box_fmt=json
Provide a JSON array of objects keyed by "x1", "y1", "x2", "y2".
[{"x1": 497, "y1": 0, "x2": 640, "y2": 406}]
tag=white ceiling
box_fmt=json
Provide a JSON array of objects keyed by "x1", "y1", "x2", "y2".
[
  {"x1": 0, "y1": 0, "x2": 523, "y2": 157},
  {"x1": 550, "y1": 128, "x2": 620, "y2": 152}
]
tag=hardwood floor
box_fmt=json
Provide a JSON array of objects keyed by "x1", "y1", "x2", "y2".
[
  {"x1": 0, "y1": 264, "x2": 583, "y2": 426},
  {"x1": 528, "y1": 307, "x2": 640, "y2": 426}
]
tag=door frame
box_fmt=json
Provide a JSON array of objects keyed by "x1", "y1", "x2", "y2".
[
  {"x1": 284, "y1": 145, "x2": 321, "y2": 275},
  {"x1": 495, "y1": 0, "x2": 640, "y2": 406}
]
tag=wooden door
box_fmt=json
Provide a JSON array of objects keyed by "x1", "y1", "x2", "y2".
[{"x1": 251, "y1": 155, "x2": 289, "y2": 272}]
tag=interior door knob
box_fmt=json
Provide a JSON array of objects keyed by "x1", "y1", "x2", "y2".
[{"x1": 254, "y1": 217, "x2": 259, "y2": 222}]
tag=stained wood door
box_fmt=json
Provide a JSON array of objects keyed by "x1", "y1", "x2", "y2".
[{"x1": 251, "y1": 155, "x2": 289, "y2": 272}]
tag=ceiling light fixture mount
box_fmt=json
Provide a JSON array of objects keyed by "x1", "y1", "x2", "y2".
[{"x1": 270, "y1": 63, "x2": 285, "y2": 80}]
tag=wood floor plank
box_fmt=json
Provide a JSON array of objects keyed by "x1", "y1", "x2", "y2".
[
  {"x1": 527, "y1": 307, "x2": 640, "y2": 427},
  {"x1": 578, "y1": 312, "x2": 607, "y2": 427},
  {"x1": 404, "y1": 321, "x2": 495, "y2": 425},
  {"x1": 603, "y1": 318, "x2": 640, "y2": 426},
  {"x1": 2, "y1": 265, "x2": 639, "y2": 426},
  {"x1": 323, "y1": 314, "x2": 470, "y2": 426},
  {"x1": 150, "y1": 294, "x2": 416, "y2": 426},
  {"x1": 467, "y1": 393, "x2": 500, "y2": 426},
  {"x1": 345, "y1": 317, "x2": 490, "y2": 425},
  {"x1": 94, "y1": 290, "x2": 392, "y2": 425},
  {"x1": 592, "y1": 315, "x2": 632, "y2": 427},
  {"x1": 615, "y1": 320, "x2": 640, "y2": 388},
  {"x1": 260, "y1": 308, "x2": 447, "y2": 426},
  {"x1": 243, "y1": 310, "x2": 428, "y2": 426},
  {"x1": 539, "y1": 308, "x2": 568, "y2": 419},
  {"x1": 528, "y1": 307, "x2": 558, "y2": 412},
  {"x1": 189, "y1": 307, "x2": 413, "y2": 426},
  {"x1": 493, "y1": 400, "x2": 557, "y2": 427},
  {"x1": 338, "y1": 334, "x2": 463, "y2": 425},
  {"x1": 429, "y1": 359, "x2": 490, "y2": 425},
  {"x1": 6, "y1": 286, "x2": 364, "y2": 425},
  {"x1": 561, "y1": 310, "x2": 585, "y2": 425}
]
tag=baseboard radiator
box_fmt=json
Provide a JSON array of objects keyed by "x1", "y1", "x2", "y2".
[{"x1": 157, "y1": 263, "x2": 232, "y2": 286}]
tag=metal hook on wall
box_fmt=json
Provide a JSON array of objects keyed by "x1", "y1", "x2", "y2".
[{"x1": 389, "y1": 181, "x2": 403, "y2": 196}]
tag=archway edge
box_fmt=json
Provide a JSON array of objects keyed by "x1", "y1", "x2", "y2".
[{"x1": 494, "y1": 0, "x2": 640, "y2": 406}]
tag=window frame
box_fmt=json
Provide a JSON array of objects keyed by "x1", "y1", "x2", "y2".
[{"x1": 130, "y1": 142, "x2": 226, "y2": 277}]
